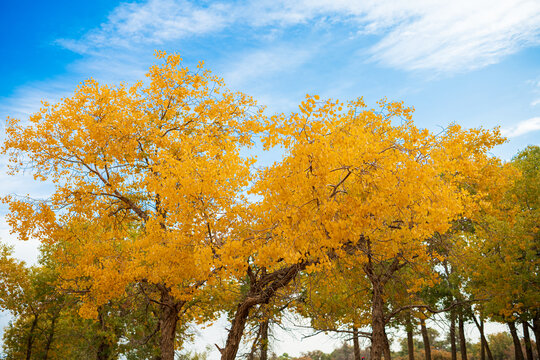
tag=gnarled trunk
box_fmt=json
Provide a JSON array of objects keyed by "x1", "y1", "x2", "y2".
[
  {"x1": 159, "y1": 287, "x2": 181, "y2": 360},
  {"x1": 421, "y1": 318, "x2": 431, "y2": 360},
  {"x1": 221, "y1": 263, "x2": 307, "y2": 360},
  {"x1": 508, "y1": 321, "x2": 525, "y2": 360}
]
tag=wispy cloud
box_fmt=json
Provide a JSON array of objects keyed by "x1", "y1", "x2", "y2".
[
  {"x1": 57, "y1": 0, "x2": 232, "y2": 53},
  {"x1": 57, "y1": 0, "x2": 540, "y2": 74},
  {"x1": 501, "y1": 117, "x2": 540, "y2": 138}
]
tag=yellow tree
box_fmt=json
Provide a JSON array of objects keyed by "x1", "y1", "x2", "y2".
[
  {"x1": 457, "y1": 146, "x2": 540, "y2": 360},
  {"x1": 2, "y1": 51, "x2": 264, "y2": 359},
  {"x1": 252, "y1": 95, "x2": 504, "y2": 359}
]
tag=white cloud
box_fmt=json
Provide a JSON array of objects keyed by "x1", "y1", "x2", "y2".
[
  {"x1": 56, "y1": 0, "x2": 540, "y2": 74},
  {"x1": 222, "y1": 45, "x2": 314, "y2": 88},
  {"x1": 501, "y1": 117, "x2": 540, "y2": 138},
  {"x1": 57, "y1": 0, "x2": 232, "y2": 53}
]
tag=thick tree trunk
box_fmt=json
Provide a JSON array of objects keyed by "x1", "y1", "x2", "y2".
[
  {"x1": 533, "y1": 313, "x2": 540, "y2": 359},
  {"x1": 260, "y1": 319, "x2": 269, "y2": 360},
  {"x1": 159, "y1": 288, "x2": 180, "y2": 360},
  {"x1": 450, "y1": 310, "x2": 457, "y2": 360},
  {"x1": 458, "y1": 309, "x2": 468, "y2": 360},
  {"x1": 43, "y1": 313, "x2": 59, "y2": 360},
  {"x1": 421, "y1": 318, "x2": 431, "y2": 360},
  {"x1": 508, "y1": 321, "x2": 525, "y2": 360},
  {"x1": 471, "y1": 314, "x2": 493, "y2": 360},
  {"x1": 371, "y1": 280, "x2": 387, "y2": 360},
  {"x1": 26, "y1": 313, "x2": 39, "y2": 360},
  {"x1": 522, "y1": 321, "x2": 534, "y2": 360},
  {"x1": 406, "y1": 314, "x2": 415, "y2": 360},
  {"x1": 353, "y1": 327, "x2": 362, "y2": 360}
]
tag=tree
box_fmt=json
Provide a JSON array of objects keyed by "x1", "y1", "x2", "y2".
[
  {"x1": 253, "y1": 95, "x2": 504, "y2": 359},
  {"x1": 2, "y1": 51, "x2": 265, "y2": 360}
]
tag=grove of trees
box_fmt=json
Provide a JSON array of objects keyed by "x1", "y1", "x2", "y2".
[{"x1": 0, "y1": 52, "x2": 538, "y2": 360}]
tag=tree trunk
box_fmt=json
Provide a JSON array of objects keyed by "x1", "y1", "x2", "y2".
[
  {"x1": 508, "y1": 321, "x2": 525, "y2": 360},
  {"x1": 159, "y1": 288, "x2": 180, "y2": 360},
  {"x1": 450, "y1": 310, "x2": 457, "y2": 360},
  {"x1": 406, "y1": 314, "x2": 415, "y2": 360},
  {"x1": 480, "y1": 337, "x2": 485, "y2": 360},
  {"x1": 458, "y1": 309, "x2": 468, "y2": 360},
  {"x1": 523, "y1": 321, "x2": 534, "y2": 360},
  {"x1": 383, "y1": 328, "x2": 392, "y2": 360},
  {"x1": 43, "y1": 312, "x2": 59, "y2": 360},
  {"x1": 221, "y1": 263, "x2": 306, "y2": 360},
  {"x1": 26, "y1": 313, "x2": 39, "y2": 360},
  {"x1": 353, "y1": 326, "x2": 362, "y2": 360},
  {"x1": 260, "y1": 319, "x2": 269, "y2": 360},
  {"x1": 421, "y1": 318, "x2": 431, "y2": 360},
  {"x1": 370, "y1": 280, "x2": 387, "y2": 360},
  {"x1": 471, "y1": 314, "x2": 493, "y2": 360},
  {"x1": 533, "y1": 313, "x2": 540, "y2": 360}
]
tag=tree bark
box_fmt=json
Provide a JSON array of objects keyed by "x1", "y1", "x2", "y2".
[
  {"x1": 508, "y1": 321, "x2": 525, "y2": 360},
  {"x1": 406, "y1": 314, "x2": 415, "y2": 360},
  {"x1": 158, "y1": 288, "x2": 180, "y2": 360},
  {"x1": 370, "y1": 279, "x2": 387, "y2": 360},
  {"x1": 260, "y1": 319, "x2": 269, "y2": 360},
  {"x1": 353, "y1": 326, "x2": 362, "y2": 360},
  {"x1": 533, "y1": 313, "x2": 540, "y2": 359},
  {"x1": 26, "y1": 313, "x2": 39, "y2": 360},
  {"x1": 220, "y1": 263, "x2": 307, "y2": 360},
  {"x1": 97, "y1": 309, "x2": 110, "y2": 360},
  {"x1": 421, "y1": 318, "x2": 432, "y2": 360},
  {"x1": 522, "y1": 321, "x2": 534, "y2": 360},
  {"x1": 471, "y1": 314, "x2": 493, "y2": 360},
  {"x1": 43, "y1": 312, "x2": 59, "y2": 360},
  {"x1": 450, "y1": 310, "x2": 457, "y2": 360},
  {"x1": 458, "y1": 309, "x2": 468, "y2": 360},
  {"x1": 383, "y1": 328, "x2": 392, "y2": 360}
]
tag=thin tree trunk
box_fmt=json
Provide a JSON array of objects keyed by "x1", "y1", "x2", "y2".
[
  {"x1": 523, "y1": 321, "x2": 534, "y2": 360},
  {"x1": 383, "y1": 328, "x2": 392, "y2": 360},
  {"x1": 471, "y1": 314, "x2": 493, "y2": 360},
  {"x1": 533, "y1": 313, "x2": 540, "y2": 359},
  {"x1": 450, "y1": 310, "x2": 457, "y2": 360},
  {"x1": 421, "y1": 318, "x2": 432, "y2": 360},
  {"x1": 508, "y1": 321, "x2": 525, "y2": 360},
  {"x1": 43, "y1": 312, "x2": 59, "y2": 360},
  {"x1": 353, "y1": 327, "x2": 362, "y2": 360},
  {"x1": 26, "y1": 313, "x2": 39, "y2": 360},
  {"x1": 406, "y1": 314, "x2": 415, "y2": 360},
  {"x1": 260, "y1": 319, "x2": 269, "y2": 360},
  {"x1": 458, "y1": 309, "x2": 468, "y2": 360},
  {"x1": 158, "y1": 287, "x2": 181, "y2": 360},
  {"x1": 480, "y1": 338, "x2": 485, "y2": 360}
]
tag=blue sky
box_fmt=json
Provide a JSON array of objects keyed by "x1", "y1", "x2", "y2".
[{"x1": 0, "y1": 0, "x2": 539, "y2": 356}]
